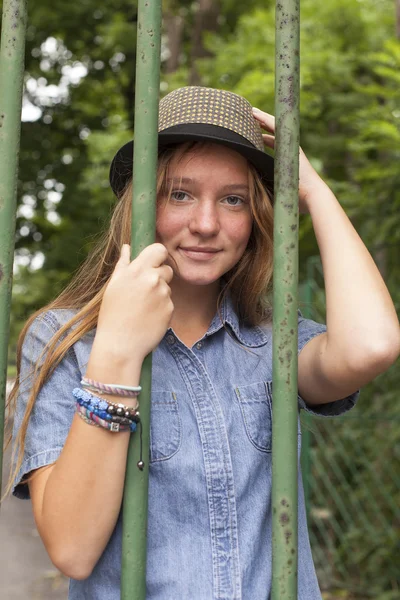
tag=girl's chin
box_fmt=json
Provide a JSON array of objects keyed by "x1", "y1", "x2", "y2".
[
  {"x1": 173, "y1": 269, "x2": 223, "y2": 287},
  {"x1": 171, "y1": 257, "x2": 237, "y2": 286}
]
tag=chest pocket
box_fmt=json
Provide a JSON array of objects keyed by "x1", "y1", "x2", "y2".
[
  {"x1": 235, "y1": 381, "x2": 302, "y2": 454},
  {"x1": 235, "y1": 381, "x2": 273, "y2": 453},
  {"x1": 150, "y1": 391, "x2": 181, "y2": 463}
]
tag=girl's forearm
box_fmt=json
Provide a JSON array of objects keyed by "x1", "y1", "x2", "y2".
[
  {"x1": 42, "y1": 415, "x2": 131, "y2": 579},
  {"x1": 251, "y1": 106, "x2": 399, "y2": 370},
  {"x1": 39, "y1": 342, "x2": 143, "y2": 579},
  {"x1": 306, "y1": 181, "x2": 400, "y2": 370}
]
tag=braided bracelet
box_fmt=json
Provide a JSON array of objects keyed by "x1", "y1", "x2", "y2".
[
  {"x1": 76, "y1": 410, "x2": 101, "y2": 428},
  {"x1": 81, "y1": 377, "x2": 141, "y2": 398}
]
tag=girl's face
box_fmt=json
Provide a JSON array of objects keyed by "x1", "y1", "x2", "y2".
[{"x1": 156, "y1": 143, "x2": 253, "y2": 288}]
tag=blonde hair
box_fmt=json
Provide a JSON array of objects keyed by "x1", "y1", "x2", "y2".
[{"x1": 4, "y1": 141, "x2": 273, "y2": 497}]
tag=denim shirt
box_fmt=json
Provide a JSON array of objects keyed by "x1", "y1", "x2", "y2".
[{"x1": 13, "y1": 297, "x2": 358, "y2": 600}]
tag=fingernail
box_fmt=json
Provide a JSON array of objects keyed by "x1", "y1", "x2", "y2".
[{"x1": 252, "y1": 107, "x2": 261, "y2": 113}]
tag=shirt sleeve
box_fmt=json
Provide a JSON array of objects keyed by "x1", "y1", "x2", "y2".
[
  {"x1": 12, "y1": 311, "x2": 82, "y2": 499},
  {"x1": 297, "y1": 313, "x2": 359, "y2": 418}
]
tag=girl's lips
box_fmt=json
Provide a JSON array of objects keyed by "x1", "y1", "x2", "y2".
[{"x1": 179, "y1": 247, "x2": 221, "y2": 261}]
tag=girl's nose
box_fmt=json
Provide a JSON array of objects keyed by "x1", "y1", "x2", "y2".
[{"x1": 189, "y1": 201, "x2": 220, "y2": 237}]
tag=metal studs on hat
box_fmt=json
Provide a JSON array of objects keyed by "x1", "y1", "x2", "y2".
[
  {"x1": 158, "y1": 86, "x2": 265, "y2": 151},
  {"x1": 109, "y1": 85, "x2": 275, "y2": 198}
]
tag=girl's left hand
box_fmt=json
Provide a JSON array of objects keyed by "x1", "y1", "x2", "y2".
[{"x1": 252, "y1": 107, "x2": 324, "y2": 214}]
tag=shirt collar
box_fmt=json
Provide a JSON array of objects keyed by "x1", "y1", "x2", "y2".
[{"x1": 206, "y1": 293, "x2": 271, "y2": 348}]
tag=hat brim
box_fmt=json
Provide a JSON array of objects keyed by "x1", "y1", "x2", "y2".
[{"x1": 109, "y1": 123, "x2": 274, "y2": 199}]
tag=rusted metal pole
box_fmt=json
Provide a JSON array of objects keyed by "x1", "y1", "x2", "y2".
[
  {"x1": 0, "y1": 0, "x2": 28, "y2": 496},
  {"x1": 121, "y1": 0, "x2": 162, "y2": 598},
  {"x1": 272, "y1": 0, "x2": 300, "y2": 597}
]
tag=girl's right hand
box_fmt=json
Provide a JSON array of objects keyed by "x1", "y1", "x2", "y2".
[{"x1": 94, "y1": 243, "x2": 174, "y2": 363}]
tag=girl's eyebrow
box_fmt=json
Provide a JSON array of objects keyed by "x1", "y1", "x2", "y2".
[
  {"x1": 166, "y1": 177, "x2": 249, "y2": 192},
  {"x1": 221, "y1": 184, "x2": 250, "y2": 193},
  {"x1": 166, "y1": 177, "x2": 195, "y2": 186}
]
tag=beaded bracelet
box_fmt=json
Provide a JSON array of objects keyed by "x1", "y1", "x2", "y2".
[
  {"x1": 92, "y1": 395, "x2": 140, "y2": 423},
  {"x1": 77, "y1": 403, "x2": 132, "y2": 432},
  {"x1": 76, "y1": 402, "x2": 134, "y2": 432},
  {"x1": 75, "y1": 401, "x2": 137, "y2": 432},
  {"x1": 73, "y1": 388, "x2": 140, "y2": 423},
  {"x1": 72, "y1": 388, "x2": 145, "y2": 469},
  {"x1": 78, "y1": 396, "x2": 139, "y2": 426},
  {"x1": 81, "y1": 377, "x2": 141, "y2": 398},
  {"x1": 73, "y1": 397, "x2": 139, "y2": 431}
]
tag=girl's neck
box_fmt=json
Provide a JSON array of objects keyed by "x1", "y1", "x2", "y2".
[{"x1": 169, "y1": 279, "x2": 220, "y2": 347}]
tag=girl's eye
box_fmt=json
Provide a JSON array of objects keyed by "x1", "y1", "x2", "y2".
[
  {"x1": 170, "y1": 190, "x2": 189, "y2": 202},
  {"x1": 223, "y1": 195, "x2": 245, "y2": 207}
]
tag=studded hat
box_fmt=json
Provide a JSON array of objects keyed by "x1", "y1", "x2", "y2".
[{"x1": 109, "y1": 86, "x2": 274, "y2": 198}]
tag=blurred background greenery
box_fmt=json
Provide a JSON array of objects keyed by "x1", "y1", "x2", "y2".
[{"x1": 1, "y1": 0, "x2": 399, "y2": 597}]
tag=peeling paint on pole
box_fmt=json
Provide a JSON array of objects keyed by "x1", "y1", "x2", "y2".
[
  {"x1": 121, "y1": 1, "x2": 162, "y2": 598},
  {"x1": 272, "y1": 0, "x2": 300, "y2": 598},
  {"x1": 0, "y1": 0, "x2": 28, "y2": 501}
]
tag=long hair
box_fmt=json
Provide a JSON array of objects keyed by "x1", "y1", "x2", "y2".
[{"x1": 4, "y1": 141, "x2": 274, "y2": 497}]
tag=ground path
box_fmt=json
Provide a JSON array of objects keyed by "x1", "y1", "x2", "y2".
[{"x1": 1, "y1": 381, "x2": 69, "y2": 599}]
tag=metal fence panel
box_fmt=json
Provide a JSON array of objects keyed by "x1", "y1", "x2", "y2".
[{"x1": 301, "y1": 256, "x2": 400, "y2": 599}]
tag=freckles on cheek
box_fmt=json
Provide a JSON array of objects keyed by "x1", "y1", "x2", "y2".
[
  {"x1": 156, "y1": 210, "x2": 184, "y2": 244},
  {"x1": 156, "y1": 206, "x2": 171, "y2": 234},
  {"x1": 230, "y1": 220, "x2": 252, "y2": 248}
]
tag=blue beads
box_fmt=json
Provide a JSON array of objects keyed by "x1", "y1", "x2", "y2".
[{"x1": 72, "y1": 388, "x2": 138, "y2": 433}]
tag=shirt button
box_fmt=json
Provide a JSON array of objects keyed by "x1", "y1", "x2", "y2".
[
  {"x1": 196, "y1": 342, "x2": 203, "y2": 349},
  {"x1": 166, "y1": 334, "x2": 176, "y2": 345}
]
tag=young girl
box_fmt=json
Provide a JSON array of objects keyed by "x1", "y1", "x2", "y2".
[{"x1": 9, "y1": 86, "x2": 400, "y2": 599}]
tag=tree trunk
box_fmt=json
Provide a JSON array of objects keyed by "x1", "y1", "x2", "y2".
[
  {"x1": 165, "y1": 13, "x2": 184, "y2": 74},
  {"x1": 189, "y1": 0, "x2": 220, "y2": 85},
  {"x1": 396, "y1": 0, "x2": 400, "y2": 38}
]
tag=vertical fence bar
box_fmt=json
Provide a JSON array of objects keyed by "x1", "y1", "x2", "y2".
[
  {"x1": 0, "y1": 0, "x2": 28, "y2": 495},
  {"x1": 121, "y1": 0, "x2": 162, "y2": 598},
  {"x1": 272, "y1": 0, "x2": 300, "y2": 598}
]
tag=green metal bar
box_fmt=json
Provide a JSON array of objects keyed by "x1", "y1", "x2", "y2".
[
  {"x1": 121, "y1": 0, "x2": 162, "y2": 597},
  {"x1": 272, "y1": 0, "x2": 300, "y2": 598},
  {"x1": 0, "y1": 0, "x2": 28, "y2": 496}
]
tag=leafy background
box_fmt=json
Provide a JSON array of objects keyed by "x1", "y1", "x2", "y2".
[{"x1": 2, "y1": 0, "x2": 399, "y2": 597}]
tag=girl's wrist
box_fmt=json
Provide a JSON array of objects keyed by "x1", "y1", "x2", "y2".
[
  {"x1": 88, "y1": 335, "x2": 145, "y2": 386},
  {"x1": 300, "y1": 179, "x2": 336, "y2": 215}
]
